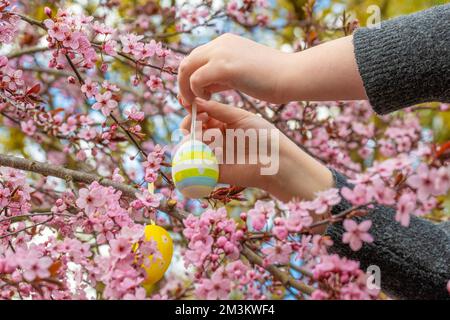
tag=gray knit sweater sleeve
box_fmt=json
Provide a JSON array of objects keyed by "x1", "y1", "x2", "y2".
[
  {"x1": 325, "y1": 170, "x2": 450, "y2": 300},
  {"x1": 353, "y1": 4, "x2": 450, "y2": 115}
]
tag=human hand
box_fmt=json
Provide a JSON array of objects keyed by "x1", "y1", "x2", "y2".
[
  {"x1": 178, "y1": 33, "x2": 293, "y2": 105},
  {"x1": 178, "y1": 34, "x2": 367, "y2": 105},
  {"x1": 179, "y1": 97, "x2": 333, "y2": 202}
]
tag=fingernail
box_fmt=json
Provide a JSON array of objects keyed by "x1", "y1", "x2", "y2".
[{"x1": 178, "y1": 96, "x2": 189, "y2": 108}]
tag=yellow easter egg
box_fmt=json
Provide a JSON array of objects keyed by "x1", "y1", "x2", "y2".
[
  {"x1": 172, "y1": 140, "x2": 219, "y2": 198},
  {"x1": 140, "y1": 224, "x2": 173, "y2": 286}
]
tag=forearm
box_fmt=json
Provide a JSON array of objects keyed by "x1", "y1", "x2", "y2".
[
  {"x1": 266, "y1": 135, "x2": 333, "y2": 203},
  {"x1": 266, "y1": 136, "x2": 334, "y2": 233},
  {"x1": 280, "y1": 4, "x2": 450, "y2": 113},
  {"x1": 281, "y1": 35, "x2": 367, "y2": 103}
]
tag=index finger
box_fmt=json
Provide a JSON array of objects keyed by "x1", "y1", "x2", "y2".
[{"x1": 177, "y1": 46, "x2": 209, "y2": 105}]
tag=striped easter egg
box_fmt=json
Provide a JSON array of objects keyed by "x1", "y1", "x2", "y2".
[{"x1": 171, "y1": 140, "x2": 219, "y2": 198}]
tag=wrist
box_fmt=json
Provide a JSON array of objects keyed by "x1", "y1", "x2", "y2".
[
  {"x1": 264, "y1": 137, "x2": 334, "y2": 202},
  {"x1": 273, "y1": 53, "x2": 301, "y2": 103}
]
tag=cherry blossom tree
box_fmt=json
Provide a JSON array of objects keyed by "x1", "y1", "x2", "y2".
[{"x1": 0, "y1": 0, "x2": 448, "y2": 300}]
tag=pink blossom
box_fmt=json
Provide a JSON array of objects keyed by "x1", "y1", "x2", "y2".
[
  {"x1": 396, "y1": 193, "x2": 416, "y2": 227},
  {"x1": 123, "y1": 287, "x2": 146, "y2": 300},
  {"x1": 120, "y1": 33, "x2": 144, "y2": 58},
  {"x1": 63, "y1": 31, "x2": 81, "y2": 49},
  {"x1": 225, "y1": 260, "x2": 249, "y2": 280},
  {"x1": 112, "y1": 168, "x2": 125, "y2": 183},
  {"x1": 262, "y1": 243, "x2": 292, "y2": 265},
  {"x1": 141, "y1": 40, "x2": 158, "y2": 59},
  {"x1": 102, "y1": 80, "x2": 120, "y2": 92},
  {"x1": 110, "y1": 237, "x2": 131, "y2": 260},
  {"x1": 312, "y1": 255, "x2": 379, "y2": 300},
  {"x1": 78, "y1": 127, "x2": 97, "y2": 141},
  {"x1": 272, "y1": 224, "x2": 288, "y2": 240},
  {"x1": 285, "y1": 204, "x2": 313, "y2": 232},
  {"x1": 75, "y1": 185, "x2": 107, "y2": 213},
  {"x1": 341, "y1": 184, "x2": 373, "y2": 206},
  {"x1": 371, "y1": 179, "x2": 396, "y2": 205},
  {"x1": 0, "y1": 10, "x2": 19, "y2": 44},
  {"x1": 310, "y1": 234, "x2": 333, "y2": 257},
  {"x1": 247, "y1": 200, "x2": 275, "y2": 231},
  {"x1": 102, "y1": 39, "x2": 118, "y2": 56},
  {"x1": 93, "y1": 21, "x2": 113, "y2": 35},
  {"x1": 134, "y1": 190, "x2": 162, "y2": 208},
  {"x1": 0, "y1": 186, "x2": 11, "y2": 207},
  {"x1": 20, "y1": 120, "x2": 36, "y2": 136},
  {"x1": 92, "y1": 91, "x2": 117, "y2": 116},
  {"x1": 311, "y1": 188, "x2": 341, "y2": 214},
  {"x1": 139, "y1": 238, "x2": 160, "y2": 259},
  {"x1": 342, "y1": 219, "x2": 374, "y2": 251},
  {"x1": 434, "y1": 166, "x2": 450, "y2": 195},
  {"x1": 17, "y1": 250, "x2": 53, "y2": 282},
  {"x1": 81, "y1": 78, "x2": 99, "y2": 98},
  {"x1": 183, "y1": 208, "x2": 241, "y2": 268},
  {"x1": 59, "y1": 116, "x2": 77, "y2": 135},
  {"x1": 407, "y1": 164, "x2": 437, "y2": 201},
  {"x1": 247, "y1": 210, "x2": 267, "y2": 231},
  {"x1": 125, "y1": 106, "x2": 145, "y2": 121},
  {"x1": 311, "y1": 289, "x2": 329, "y2": 300},
  {"x1": 313, "y1": 254, "x2": 361, "y2": 280},
  {"x1": 196, "y1": 271, "x2": 231, "y2": 300},
  {"x1": 44, "y1": 19, "x2": 69, "y2": 41},
  {"x1": 146, "y1": 75, "x2": 163, "y2": 91},
  {"x1": 3, "y1": 67, "x2": 24, "y2": 90}
]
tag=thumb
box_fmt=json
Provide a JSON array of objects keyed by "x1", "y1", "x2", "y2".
[{"x1": 194, "y1": 97, "x2": 250, "y2": 124}]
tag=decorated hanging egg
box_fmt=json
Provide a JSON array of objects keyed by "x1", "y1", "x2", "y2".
[
  {"x1": 172, "y1": 140, "x2": 219, "y2": 198},
  {"x1": 140, "y1": 224, "x2": 173, "y2": 286}
]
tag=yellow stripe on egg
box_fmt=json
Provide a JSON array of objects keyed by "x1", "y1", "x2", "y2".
[
  {"x1": 171, "y1": 140, "x2": 219, "y2": 199},
  {"x1": 173, "y1": 167, "x2": 219, "y2": 181}
]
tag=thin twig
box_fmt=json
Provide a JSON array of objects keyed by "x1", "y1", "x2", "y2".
[{"x1": 241, "y1": 245, "x2": 315, "y2": 295}]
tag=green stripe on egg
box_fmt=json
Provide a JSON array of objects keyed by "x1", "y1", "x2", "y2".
[{"x1": 171, "y1": 140, "x2": 219, "y2": 199}]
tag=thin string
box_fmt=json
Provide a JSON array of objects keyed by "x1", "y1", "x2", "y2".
[{"x1": 190, "y1": 102, "x2": 197, "y2": 142}]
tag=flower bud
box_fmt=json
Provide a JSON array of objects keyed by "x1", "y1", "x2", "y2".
[
  {"x1": 100, "y1": 63, "x2": 108, "y2": 73},
  {"x1": 44, "y1": 7, "x2": 52, "y2": 18},
  {"x1": 216, "y1": 236, "x2": 227, "y2": 248}
]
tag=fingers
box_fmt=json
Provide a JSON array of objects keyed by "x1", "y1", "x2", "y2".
[
  {"x1": 204, "y1": 117, "x2": 226, "y2": 132},
  {"x1": 194, "y1": 97, "x2": 250, "y2": 124},
  {"x1": 204, "y1": 83, "x2": 231, "y2": 94},
  {"x1": 189, "y1": 62, "x2": 228, "y2": 100},
  {"x1": 180, "y1": 114, "x2": 192, "y2": 132},
  {"x1": 177, "y1": 51, "x2": 208, "y2": 105}
]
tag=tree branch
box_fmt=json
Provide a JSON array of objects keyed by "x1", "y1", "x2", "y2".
[
  {"x1": 7, "y1": 46, "x2": 49, "y2": 59},
  {"x1": 0, "y1": 154, "x2": 137, "y2": 198}
]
